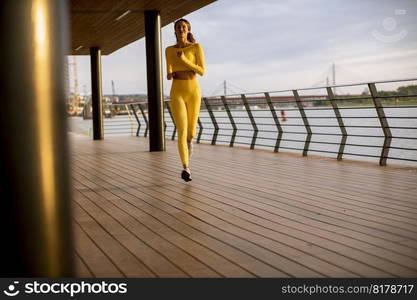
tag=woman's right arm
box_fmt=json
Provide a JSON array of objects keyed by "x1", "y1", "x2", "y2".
[
  {"x1": 165, "y1": 47, "x2": 173, "y2": 80},
  {"x1": 177, "y1": 43, "x2": 205, "y2": 76}
]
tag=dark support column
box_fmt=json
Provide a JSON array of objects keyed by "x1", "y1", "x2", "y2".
[
  {"x1": 144, "y1": 10, "x2": 165, "y2": 151},
  {"x1": 0, "y1": 0, "x2": 74, "y2": 276},
  {"x1": 90, "y1": 47, "x2": 104, "y2": 140}
]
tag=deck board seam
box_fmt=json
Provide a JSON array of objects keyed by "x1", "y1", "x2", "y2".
[
  {"x1": 73, "y1": 157, "x2": 414, "y2": 277},
  {"x1": 72, "y1": 218, "x2": 127, "y2": 277},
  {"x1": 74, "y1": 200, "x2": 158, "y2": 277},
  {"x1": 72, "y1": 154, "x2": 417, "y2": 254},
  {"x1": 73, "y1": 188, "x2": 193, "y2": 277},
  {"x1": 95, "y1": 152, "x2": 417, "y2": 241},
  {"x1": 72, "y1": 175, "x2": 256, "y2": 277},
  {"x1": 72, "y1": 164, "x2": 296, "y2": 277}
]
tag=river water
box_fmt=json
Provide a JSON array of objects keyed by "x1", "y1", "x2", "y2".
[{"x1": 68, "y1": 106, "x2": 417, "y2": 166}]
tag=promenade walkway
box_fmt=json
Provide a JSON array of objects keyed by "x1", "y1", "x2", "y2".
[{"x1": 70, "y1": 134, "x2": 417, "y2": 277}]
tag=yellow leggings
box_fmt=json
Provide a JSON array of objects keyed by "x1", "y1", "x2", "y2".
[{"x1": 169, "y1": 77, "x2": 201, "y2": 168}]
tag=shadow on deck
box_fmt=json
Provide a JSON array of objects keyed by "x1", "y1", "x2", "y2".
[{"x1": 69, "y1": 133, "x2": 417, "y2": 278}]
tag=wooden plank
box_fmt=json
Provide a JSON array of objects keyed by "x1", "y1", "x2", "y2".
[
  {"x1": 184, "y1": 147, "x2": 417, "y2": 205},
  {"x1": 69, "y1": 135, "x2": 417, "y2": 277},
  {"x1": 72, "y1": 170, "x2": 288, "y2": 277},
  {"x1": 71, "y1": 138, "x2": 416, "y2": 244},
  {"x1": 79, "y1": 136, "x2": 417, "y2": 201},
  {"x1": 162, "y1": 155, "x2": 417, "y2": 231},
  {"x1": 72, "y1": 188, "x2": 223, "y2": 278},
  {"x1": 74, "y1": 202, "x2": 157, "y2": 277},
  {"x1": 193, "y1": 145, "x2": 417, "y2": 196},
  {"x1": 192, "y1": 152, "x2": 417, "y2": 207},
  {"x1": 72, "y1": 172, "x2": 261, "y2": 277},
  {"x1": 74, "y1": 189, "x2": 191, "y2": 277},
  {"x1": 78, "y1": 148, "x2": 416, "y2": 242},
  {"x1": 70, "y1": 138, "x2": 416, "y2": 253},
  {"x1": 185, "y1": 158, "x2": 417, "y2": 230},
  {"x1": 74, "y1": 253, "x2": 94, "y2": 278},
  {"x1": 400, "y1": 240, "x2": 417, "y2": 247},
  {"x1": 73, "y1": 222, "x2": 124, "y2": 277},
  {"x1": 73, "y1": 152, "x2": 417, "y2": 277},
  {"x1": 73, "y1": 163, "x2": 327, "y2": 276},
  {"x1": 152, "y1": 184, "x2": 417, "y2": 273}
]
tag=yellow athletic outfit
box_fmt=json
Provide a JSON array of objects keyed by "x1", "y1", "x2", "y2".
[{"x1": 165, "y1": 43, "x2": 205, "y2": 168}]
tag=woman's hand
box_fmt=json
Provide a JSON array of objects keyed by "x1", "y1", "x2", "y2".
[{"x1": 176, "y1": 51, "x2": 184, "y2": 59}]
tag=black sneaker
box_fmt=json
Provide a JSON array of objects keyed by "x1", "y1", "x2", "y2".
[{"x1": 181, "y1": 169, "x2": 192, "y2": 182}]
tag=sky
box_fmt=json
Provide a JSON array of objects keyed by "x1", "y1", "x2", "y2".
[{"x1": 71, "y1": 0, "x2": 417, "y2": 97}]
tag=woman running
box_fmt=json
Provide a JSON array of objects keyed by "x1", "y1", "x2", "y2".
[{"x1": 165, "y1": 19, "x2": 205, "y2": 182}]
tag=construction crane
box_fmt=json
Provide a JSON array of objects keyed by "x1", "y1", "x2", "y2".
[
  {"x1": 111, "y1": 80, "x2": 120, "y2": 115},
  {"x1": 111, "y1": 80, "x2": 117, "y2": 103},
  {"x1": 66, "y1": 56, "x2": 82, "y2": 116},
  {"x1": 72, "y1": 56, "x2": 79, "y2": 98}
]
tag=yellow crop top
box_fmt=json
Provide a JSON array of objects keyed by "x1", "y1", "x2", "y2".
[{"x1": 165, "y1": 43, "x2": 205, "y2": 76}]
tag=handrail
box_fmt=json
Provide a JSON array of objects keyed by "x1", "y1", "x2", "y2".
[
  {"x1": 102, "y1": 78, "x2": 417, "y2": 166},
  {"x1": 208, "y1": 77, "x2": 417, "y2": 98}
]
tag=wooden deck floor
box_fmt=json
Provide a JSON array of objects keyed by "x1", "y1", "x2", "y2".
[{"x1": 69, "y1": 133, "x2": 417, "y2": 278}]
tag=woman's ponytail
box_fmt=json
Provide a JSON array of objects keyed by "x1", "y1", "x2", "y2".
[{"x1": 187, "y1": 32, "x2": 195, "y2": 43}]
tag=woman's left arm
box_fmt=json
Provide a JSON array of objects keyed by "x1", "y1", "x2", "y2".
[
  {"x1": 166, "y1": 47, "x2": 174, "y2": 80},
  {"x1": 179, "y1": 44, "x2": 205, "y2": 76}
]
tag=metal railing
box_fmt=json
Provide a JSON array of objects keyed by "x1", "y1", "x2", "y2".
[
  {"x1": 102, "y1": 102, "x2": 148, "y2": 137},
  {"x1": 103, "y1": 78, "x2": 417, "y2": 166}
]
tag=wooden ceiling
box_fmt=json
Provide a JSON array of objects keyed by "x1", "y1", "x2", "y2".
[{"x1": 69, "y1": 0, "x2": 216, "y2": 55}]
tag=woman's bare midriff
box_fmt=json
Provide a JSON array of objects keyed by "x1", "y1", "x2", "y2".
[{"x1": 173, "y1": 71, "x2": 196, "y2": 80}]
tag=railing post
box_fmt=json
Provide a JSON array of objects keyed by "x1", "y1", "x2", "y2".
[
  {"x1": 130, "y1": 104, "x2": 141, "y2": 137},
  {"x1": 368, "y1": 83, "x2": 392, "y2": 166},
  {"x1": 241, "y1": 94, "x2": 258, "y2": 149},
  {"x1": 163, "y1": 102, "x2": 168, "y2": 136},
  {"x1": 165, "y1": 101, "x2": 177, "y2": 140},
  {"x1": 203, "y1": 97, "x2": 219, "y2": 145},
  {"x1": 265, "y1": 92, "x2": 283, "y2": 152},
  {"x1": 221, "y1": 96, "x2": 237, "y2": 147},
  {"x1": 138, "y1": 103, "x2": 149, "y2": 137},
  {"x1": 293, "y1": 90, "x2": 312, "y2": 156},
  {"x1": 197, "y1": 117, "x2": 203, "y2": 144},
  {"x1": 326, "y1": 87, "x2": 347, "y2": 160}
]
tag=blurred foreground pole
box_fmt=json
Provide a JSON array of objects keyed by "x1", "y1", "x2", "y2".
[{"x1": 0, "y1": 0, "x2": 74, "y2": 276}]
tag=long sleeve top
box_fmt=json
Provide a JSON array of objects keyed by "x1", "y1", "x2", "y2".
[{"x1": 165, "y1": 43, "x2": 205, "y2": 76}]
